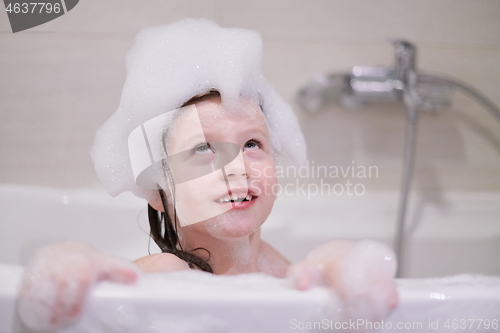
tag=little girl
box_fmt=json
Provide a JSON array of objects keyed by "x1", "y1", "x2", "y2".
[{"x1": 18, "y1": 19, "x2": 398, "y2": 330}]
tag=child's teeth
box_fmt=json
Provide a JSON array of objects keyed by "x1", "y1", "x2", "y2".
[
  {"x1": 215, "y1": 194, "x2": 252, "y2": 203},
  {"x1": 216, "y1": 195, "x2": 229, "y2": 203}
]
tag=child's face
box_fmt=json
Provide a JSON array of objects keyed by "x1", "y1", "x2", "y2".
[{"x1": 165, "y1": 96, "x2": 277, "y2": 239}]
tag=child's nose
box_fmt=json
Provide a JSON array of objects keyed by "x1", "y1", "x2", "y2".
[{"x1": 222, "y1": 151, "x2": 248, "y2": 180}]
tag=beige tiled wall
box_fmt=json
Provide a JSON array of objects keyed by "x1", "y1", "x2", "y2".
[{"x1": 1, "y1": 0, "x2": 499, "y2": 192}]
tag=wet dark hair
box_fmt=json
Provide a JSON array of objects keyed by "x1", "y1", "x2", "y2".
[
  {"x1": 147, "y1": 91, "x2": 221, "y2": 273},
  {"x1": 147, "y1": 198, "x2": 213, "y2": 272}
]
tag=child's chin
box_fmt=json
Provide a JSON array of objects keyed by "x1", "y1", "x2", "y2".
[{"x1": 202, "y1": 214, "x2": 262, "y2": 239}]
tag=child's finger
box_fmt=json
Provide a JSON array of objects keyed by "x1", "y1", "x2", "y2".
[
  {"x1": 52, "y1": 275, "x2": 94, "y2": 327},
  {"x1": 287, "y1": 262, "x2": 311, "y2": 290},
  {"x1": 18, "y1": 267, "x2": 62, "y2": 329},
  {"x1": 287, "y1": 261, "x2": 326, "y2": 290},
  {"x1": 97, "y1": 254, "x2": 139, "y2": 284}
]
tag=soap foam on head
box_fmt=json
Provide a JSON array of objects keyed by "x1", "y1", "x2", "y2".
[{"x1": 91, "y1": 18, "x2": 306, "y2": 202}]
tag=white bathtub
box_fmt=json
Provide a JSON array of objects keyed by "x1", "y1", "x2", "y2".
[{"x1": 1, "y1": 185, "x2": 500, "y2": 332}]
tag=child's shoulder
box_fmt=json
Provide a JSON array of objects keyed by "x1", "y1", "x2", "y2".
[{"x1": 133, "y1": 253, "x2": 190, "y2": 273}]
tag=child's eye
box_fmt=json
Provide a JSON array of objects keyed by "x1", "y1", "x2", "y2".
[
  {"x1": 193, "y1": 142, "x2": 214, "y2": 154},
  {"x1": 244, "y1": 139, "x2": 263, "y2": 150}
]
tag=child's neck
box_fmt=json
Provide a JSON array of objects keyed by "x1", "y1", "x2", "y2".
[{"x1": 181, "y1": 228, "x2": 262, "y2": 275}]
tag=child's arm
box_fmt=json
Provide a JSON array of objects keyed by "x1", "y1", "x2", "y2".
[
  {"x1": 17, "y1": 242, "x2": 138, "y2": 330},
  {"x1": 287, "y1": 239, "x2": 398, "y2": 321}
]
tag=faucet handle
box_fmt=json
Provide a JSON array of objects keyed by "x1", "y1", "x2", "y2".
[{"x1": 390, "y1": 39, "x2": 417, "y2": 88}]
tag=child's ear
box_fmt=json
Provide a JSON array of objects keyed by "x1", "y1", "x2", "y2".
[
  {"x1": 149, "y1": 193, "x2": 165, "y2": 212},
  {"x1": 148, "y1": 186, "x2": 175, "y2": 212}
]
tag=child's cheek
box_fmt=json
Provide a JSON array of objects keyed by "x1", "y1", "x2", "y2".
[
  {"x1": 243, "y1": 149, "x2": 267, "y2": 160},
  {"x1": 261, "y1": 164, "x2": 277, "y2": 186},
  {"x1": 245, "y1": 152, "x2": 276, "y2": 182}
]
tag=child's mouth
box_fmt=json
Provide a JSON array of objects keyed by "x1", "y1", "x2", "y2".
[{"x1": 214, "y1": 194, "x2": 254, "y2": 203}]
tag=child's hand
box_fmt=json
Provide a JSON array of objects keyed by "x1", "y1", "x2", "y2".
[
  {"x1": 17, "y1": 241, "x2": 138, "y2": 330},
  {"x1": 287, "y1": 239, "x2": 398, "y2": 322}
]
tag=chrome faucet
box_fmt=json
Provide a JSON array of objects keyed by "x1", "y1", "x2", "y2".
[{"x1": 297, "y1": 39, "x2": 458, "y2": 114}]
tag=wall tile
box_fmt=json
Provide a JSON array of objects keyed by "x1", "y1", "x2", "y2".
[{"x1": 222, "y1": 0, "x2": 500, "y2": 45}]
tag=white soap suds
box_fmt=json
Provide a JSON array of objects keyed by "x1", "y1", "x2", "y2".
[{"x1": 91, "y1": 18, "x2": 306, "y2": 202}]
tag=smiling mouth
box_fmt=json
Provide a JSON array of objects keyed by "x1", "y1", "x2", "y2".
[{"x1": 214, "y1": 194, "x2": 254, "y2": 203}]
